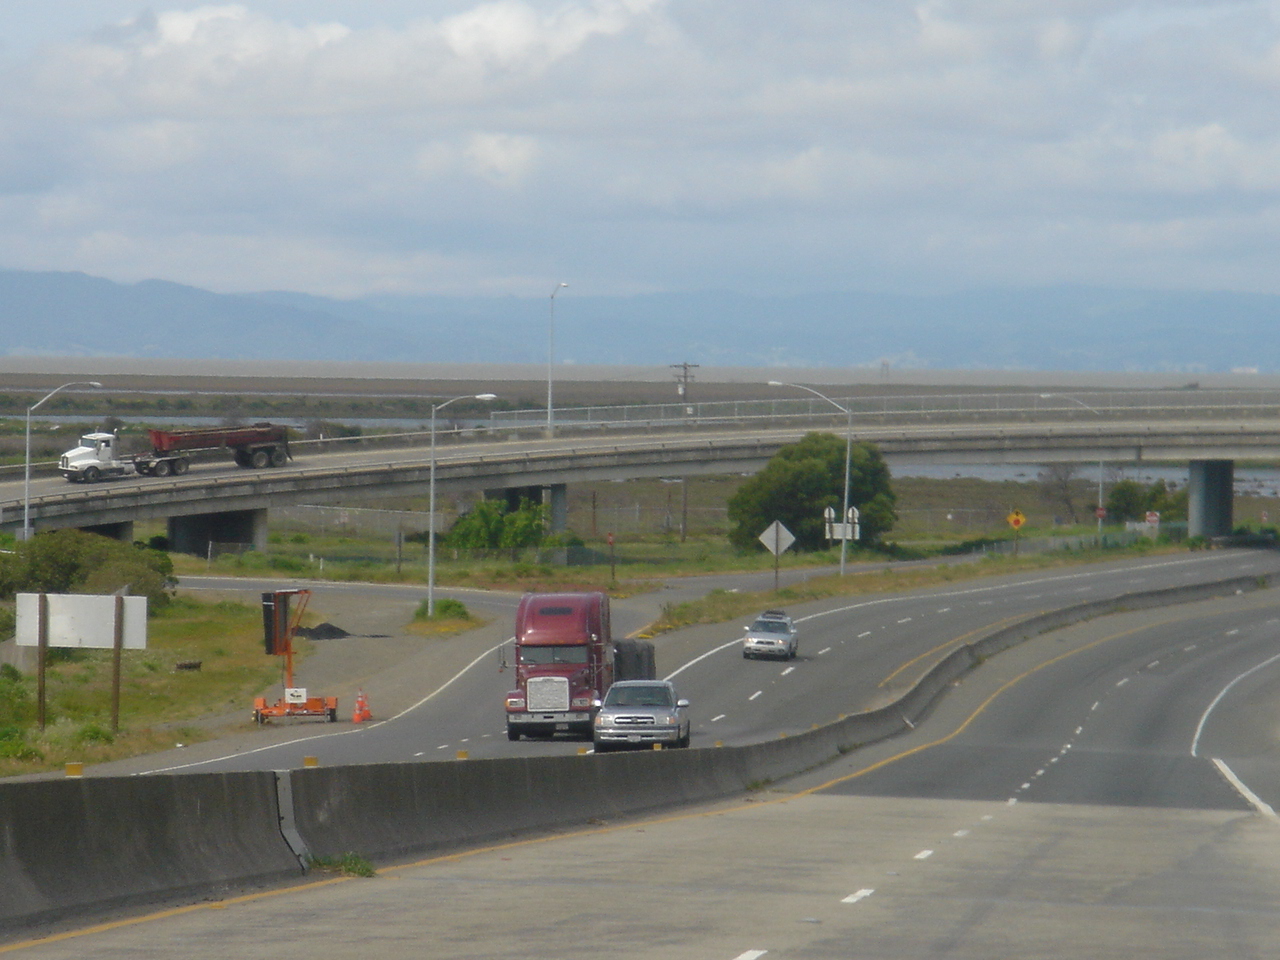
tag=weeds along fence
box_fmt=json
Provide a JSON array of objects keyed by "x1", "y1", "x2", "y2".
[{"x1": 268, "y1": 503, "x2": 730, "y2": 540}]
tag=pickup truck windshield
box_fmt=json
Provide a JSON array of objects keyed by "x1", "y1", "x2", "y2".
[
  {"x1": 520, "y1": 645, "x2": 589, "y2": 665},
  {"x1": 604, "y1": 686, "x2": 674, "y2": 708}
]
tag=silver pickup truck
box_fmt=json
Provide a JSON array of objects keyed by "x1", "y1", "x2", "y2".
[{"x1": 592, "y1": 680, "x2": 690, "y2": 752}]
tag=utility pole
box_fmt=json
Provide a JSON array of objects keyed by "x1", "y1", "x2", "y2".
[{"x1": 671, "y1": 362, "x2": 699, "y2": 409}]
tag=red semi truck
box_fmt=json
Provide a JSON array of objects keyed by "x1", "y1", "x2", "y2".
[
  {"x1": 59, "y1": 423, "x2": 291, "y2": 481},
  {"x1": 505, "y1": 591, "x2": 655, "y2": 741}
]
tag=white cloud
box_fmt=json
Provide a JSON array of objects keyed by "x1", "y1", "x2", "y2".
[{"x1": 2, "y1": 1, "x2": 1280, "y2": 297}]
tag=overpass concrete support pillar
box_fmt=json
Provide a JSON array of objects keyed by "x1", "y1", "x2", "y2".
[
  {"x1": 167, "y1": 509, "x2": 269, "y2": 557},
  {"x1": 1188, "y1": 459, "x2": 1234, "y2": 539},
  {"x1": 546, "y1": 484, "x2": 568, "y2": 534}
]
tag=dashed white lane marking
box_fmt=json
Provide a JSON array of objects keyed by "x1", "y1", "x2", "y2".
[
  {"x1": 414, "y1": 751, "x2": 425, "y2": 757},
  {"x1": 914, "y1": 850, "x2": 934, "y2": 860},
  {"x1": 953, "y1": 829, "x2": 969, "y2": 838},
  {"x1": 897, "y1": 617, "x2": 913, "y2": 624},
  {"x1": 749, "y1": 690, "x2": 763, "y2": 701},
  {"x1": 781, "y1": 667, "x2": 795, "y2": 676},
  {"x1": 1074, "y1": 726, "x2": 1083, "y2": 735},
  {"x1": 436, "y1": 744, "x2": 449, "y2": 750},
  {"x1": 858, "y1": 631, "x2": 872, "y2": 638},
  {"x1": 1146, "y1": 661, "x2": 1160, "y2": 668},
  {"x1": 732, "y1": 951, "x2": 768, "y2": 960},
  {"x1": 1116, "y1": 677, "x2": 1130, "y2": 687},
  {"x1": 711, "y1": 714, "x2": 726, "y2": 722},
  {"x1": 842, "y1": 889, "x2": 875, "y2": 903},
  {"x1": 817, "y1": 647, "x2": 831, "y2": 656},
  {"x1": 937, "y1": 607, "x2": 951, "y2": 613},
  {"x1": 1226, "y1": 628, "x2": 1240, "y2": 636},
  {"x1": 1091, "y1": 701, "x2": 1100, "y2": 711}
]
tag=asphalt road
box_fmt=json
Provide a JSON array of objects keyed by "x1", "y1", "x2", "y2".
[
  {"x1": 10, "y1": 562, "x2": 1280, "y2": 958},
  {"x1": 81, "y1": 548, "x2": 1280, "y2": 778}
]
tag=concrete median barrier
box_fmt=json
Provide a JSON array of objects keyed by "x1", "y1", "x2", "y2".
[
  {"x1": 0, "y1": 772, "x2": 301, "y2": 931},
  {"x1": 4, "y1": 568, "x2": 1277, "y2": 930}
]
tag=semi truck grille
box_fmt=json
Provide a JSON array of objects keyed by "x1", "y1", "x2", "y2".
[{"x1": 526, "y1": 676, "x2": 571, "y2": 712}]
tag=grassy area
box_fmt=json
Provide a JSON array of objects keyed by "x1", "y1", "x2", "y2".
[{"x1": 0, "y1": 596, "x2": 286, "y2": 776}]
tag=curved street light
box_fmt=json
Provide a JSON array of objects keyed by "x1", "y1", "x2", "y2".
[
  {"x1": 428, "y1": 392, "x2": 497, "y2": 615},
  {"x1": 24, "y1": 381, "x2": 103, "y2": 540},
  {"x1": 768, "y1": 381, "x2": 853, "y2": 575},
  {"x1": 547, "y1": 282, "x2": 568, "y2": 436}
]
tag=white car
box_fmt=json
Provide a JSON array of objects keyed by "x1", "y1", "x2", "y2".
[{"x1": 742, "y1": 610, "x2": 798, "y2": 660}]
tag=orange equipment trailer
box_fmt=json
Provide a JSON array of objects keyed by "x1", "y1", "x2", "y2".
[{"x1": 253, "y1": 589, "x2": 338, "y2": 724}]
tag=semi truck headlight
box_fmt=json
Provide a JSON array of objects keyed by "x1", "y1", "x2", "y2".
[{"x1": 505, "y1": 696, "x2": 525, "y2": 710}]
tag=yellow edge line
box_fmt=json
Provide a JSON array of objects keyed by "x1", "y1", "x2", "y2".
[
  {"x1": 877, "y1": 613, "x2": 1031, "y2": 688},
  {"x1": 0, "y1": 609, "x2": 1190, "y2": 953}
]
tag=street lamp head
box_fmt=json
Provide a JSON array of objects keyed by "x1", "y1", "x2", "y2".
[
  {"x1": 767, "y1": 381, "x2": 785, "y2": 387},
  {"x1": 474, "y1": 393, "x2": 497, "y2": 401},
  {"x1": 89, "y1": 381, "x2": 103, "y2": 388}
]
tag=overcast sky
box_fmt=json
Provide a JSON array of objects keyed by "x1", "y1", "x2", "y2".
[{"x1": 2, "y1": 1, "x2": 1278, "y2": 300}]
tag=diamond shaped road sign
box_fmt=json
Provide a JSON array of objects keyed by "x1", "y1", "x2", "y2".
[{"x1": 759, "y1": 520, "x2": 796, "y2": 557}]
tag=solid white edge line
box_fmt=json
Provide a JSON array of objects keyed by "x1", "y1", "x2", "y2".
[
  {"x1": 1212, "y1": 758, "x2": 1279, "y2": 820},
  {"x1": 1191, "y1": 650, "x2": 1280, "y2": 757},
  {"x1": 140, "y1": 636, "x2": 516, "y2": 774}
]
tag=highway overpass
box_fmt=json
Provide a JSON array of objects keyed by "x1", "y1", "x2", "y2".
[{"x1": 3, "y1": 410, "x2": 1278, "y2": 552}]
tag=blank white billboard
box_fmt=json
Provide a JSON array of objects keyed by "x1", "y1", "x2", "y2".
[{"x1": 15, "y1": 594, "x2": 148, "y2": 649}]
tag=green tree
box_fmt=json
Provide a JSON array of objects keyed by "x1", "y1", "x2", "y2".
[
  {"x1": 1105, "y1": 479, "x2": 1149, "y2": 523},
  {"x1": 727, "y1": 433, "x2": 897, "y2": 551},
  {"x1": 445, "y1": 498, "x2": 548, "y2": 552},
  {"x1": 1105, "y1": 479, "x2": 1188, "y2": 523},
  {"x1": 0, "y1": 530, "x2": 175, "y2": 608}
]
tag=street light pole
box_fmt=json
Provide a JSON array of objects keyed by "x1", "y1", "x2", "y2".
[
  {"x1": 547, "y1": 282, "x2": 568, "y2": 436},
  {"x1": 428, "y1": 392, "x2": 497, "y2": 616},
  {"x1": 24, "y1": 381, "x2": 102, "y2": 540},
  {"x1": 768, "y1": 381, "x2": 853, "y2": 575}
]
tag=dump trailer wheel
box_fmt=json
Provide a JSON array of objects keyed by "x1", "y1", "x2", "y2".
[
  {"x1": 152, "y1": 460, "x2": 171, "y2": 477},
  {"x1": 173, "y1": 458, "x2": 189, "y2": 475},
  {"x1": 250, "y1": 449, "x2": 270, "y2": 469},
  {"x1": 234, "y1": 450, "x2": 251, "y2": 467},
  {"x1": 270, "y1": 448, "x2": 287, "y2": 467}
]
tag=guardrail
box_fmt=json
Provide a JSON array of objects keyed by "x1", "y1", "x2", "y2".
[{"x1": 1, "y1": 566, "x2": 1274, "y2": 932}]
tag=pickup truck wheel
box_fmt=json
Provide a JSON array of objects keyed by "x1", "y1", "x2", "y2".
[
  {"x1": 152, "y1": 460, "x2": 171, "y2": 477},
  {"x1": 594, "y1": 742, "x2": 610, "y2": 754},
  {"x1": 83, "y1": 466, "x2": 101, "y2": 482},
  {"x1": 250, "y1": 450, "x2": 271, "y2": 469}
]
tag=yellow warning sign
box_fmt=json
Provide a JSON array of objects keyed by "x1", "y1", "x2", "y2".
[{"x1": 1007, "y1": 510, "x2": 1026, "y2": 530}]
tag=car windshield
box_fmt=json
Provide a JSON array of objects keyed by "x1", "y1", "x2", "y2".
[
  {"x1": 605, "y1": 685, "x2": 674, "y2": 708},
  {"x1": 520, "y1": 645, "x2": 589, "y2": 665},
  {"x1": 752, "y1": 619, "x2": 790, "y2": 634}
]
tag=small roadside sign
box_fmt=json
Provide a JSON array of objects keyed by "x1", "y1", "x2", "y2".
[
  {"x1": 1095, "y1": 506, "x2": 1107, "y2": 519},
  {"x1": 759, "y1": 520, "x2": 796, "y2": 556},
  {"x1": 1145, "y1": 511, "x2": 1160, "y2": 524},
  {"x1": 1007, "y1": 510, "x2": 1026, "y2": 530}
]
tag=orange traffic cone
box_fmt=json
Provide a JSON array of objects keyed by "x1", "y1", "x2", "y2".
[{"x1": 352, "y1": 690, "x2": 373, "y2": 723}]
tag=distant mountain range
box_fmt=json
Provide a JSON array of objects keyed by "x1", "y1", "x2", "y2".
[{"x1": 0, "y1": 268, "x2": 1273, "y2": 372}]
